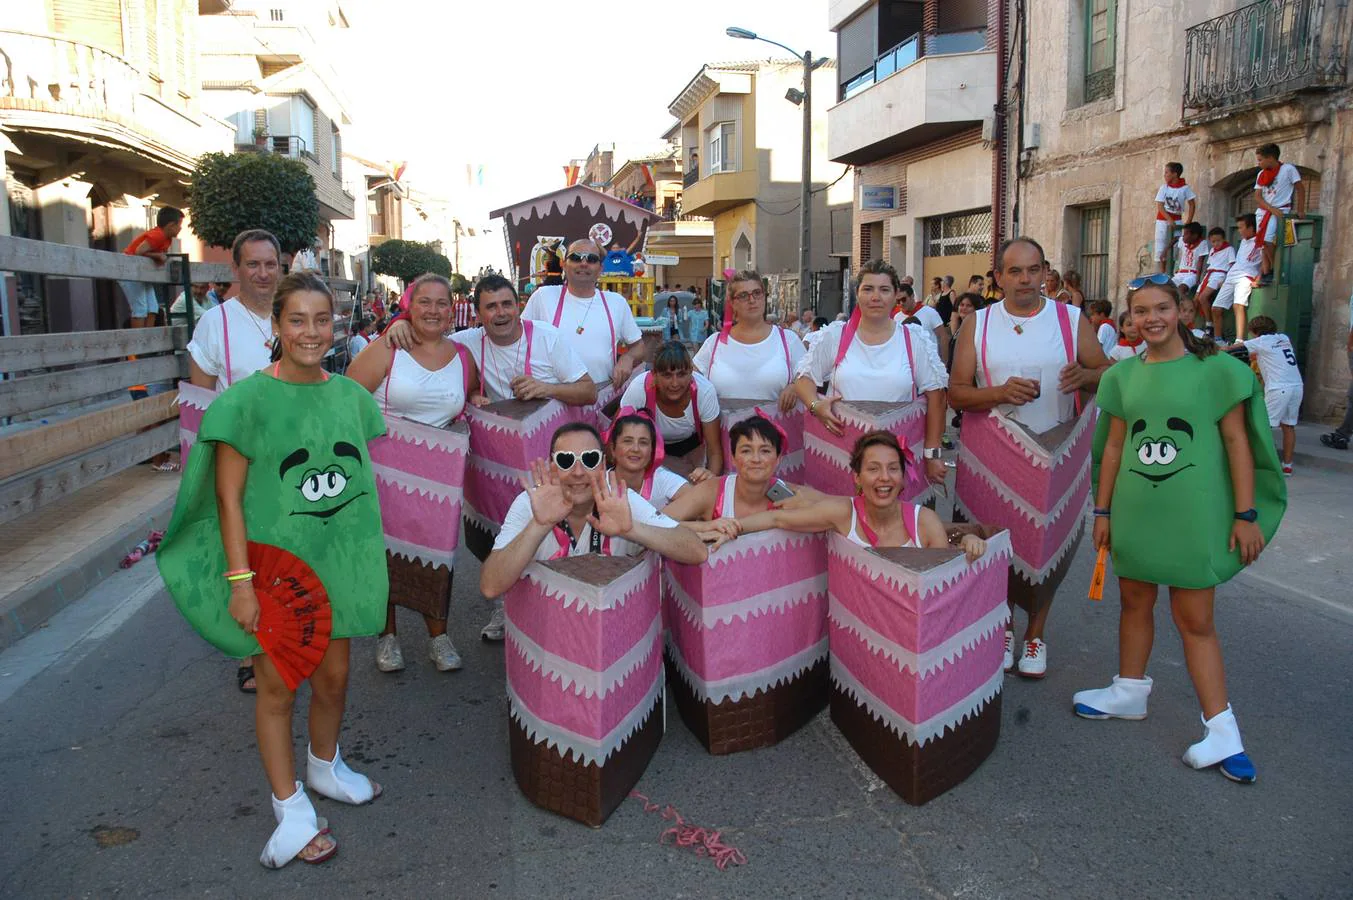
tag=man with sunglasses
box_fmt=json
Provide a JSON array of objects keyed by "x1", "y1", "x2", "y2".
[
  {"x1": 521, "y1": 238, "x2": 647, "y2": 390},
  {"x1": 480, "y1": 422, "x2": 707, "y2": 598}
]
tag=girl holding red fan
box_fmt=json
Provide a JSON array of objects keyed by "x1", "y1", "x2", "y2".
[{"x1": 158, "y1": 272, "x2": 389, "y2": 867}]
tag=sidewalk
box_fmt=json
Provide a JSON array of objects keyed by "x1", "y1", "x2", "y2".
[
  {"x1": 0, "y1": 466, "x2": 178, "y2": 651},
  {"x1": 1291, "y1": 421, "x2": 1353, "y2": 474}
]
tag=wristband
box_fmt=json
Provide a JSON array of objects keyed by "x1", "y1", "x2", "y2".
[
  {"x1": 225, "y1": 570, "x2": 256, "y2": 582},
  {"x1": 1092, "y1": 507, "x2": 1111, "y2": 517}
]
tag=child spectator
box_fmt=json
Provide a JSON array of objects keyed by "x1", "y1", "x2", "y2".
[
  {"x1": 1179, "y1": 295, "x2": 1206, "y2": 339},
  {"x1": 1243, "y1": 315, "x2": 1304, "y2": 475},
  {"x1": 1196, "y1": 227, "x2": 1234, "y2": 329},
  {"x1": 120, "y1": 207, "x2": 184, "y2": 327},
  {"x1": 1109, "y1": 310, "x2": 1146, "y2": 362},
  {"x1": 1154, "y1": 162, "x2": 1197, "y2": 273},
  {"x1": 1172, "y1": 222, "x2": 1207, "y2": 293},
  {"x1": 1088, "y1": 300, "x2": 1117, "y2": 358},
  {"x1": 1211, "y1": 214, "x2": 1262, "y2": 341},
  {"x1": 1253, "y1": 143, "x2": 1304, "y2": 281}
]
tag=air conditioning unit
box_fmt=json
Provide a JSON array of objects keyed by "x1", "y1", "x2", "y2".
[{"x1": 1024, "y1": 123, "x2": 1042, "y2": 149}]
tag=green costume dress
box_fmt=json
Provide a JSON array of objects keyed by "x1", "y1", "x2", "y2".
[
  {"x1": 1092, "y1": 351, "x2": 1285, "y2": 589},
  {"x1": 157, "y1": 373, "x2": 389, "y2": 659}
]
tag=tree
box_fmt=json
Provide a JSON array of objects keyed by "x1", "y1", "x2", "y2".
[
  {"x1": 449, "y1": 273, "x2": 471, "y2": 295},
  {"x1": 370, "y1": 239, "x2": 453, "y2": 284},
  {"x1": 187, "y1": 152, "x2": 320, "y2": 256}
]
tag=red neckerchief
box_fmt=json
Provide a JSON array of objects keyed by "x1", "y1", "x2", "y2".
[
  {"x1": 1117, "y1": 337, "x2": 1143, "y2": 348},
  {"x1": 1256, "y1": 166, "x2": 1279, "y2": 187},
  {"x1": 1165, "y1": 177, "x2": 1187, "y2": 189}
]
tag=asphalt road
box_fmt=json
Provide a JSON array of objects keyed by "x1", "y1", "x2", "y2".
[{"x1": 1, "y1": 467, "x2": 1350, "y2": 899}]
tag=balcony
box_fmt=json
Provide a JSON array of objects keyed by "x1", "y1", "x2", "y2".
[
  {"x1": 680, "y1": 169, "x2": 758, "y2": 218},
  {"x1": 829, "y1": 40, "x2": 996, "y2": 166},
  {"x1": 683, "y1": 167, "x2": 700, "y2": 188},
  {"x1": 1183, "y1": 0, "x2": 1348, "y2": 120}
]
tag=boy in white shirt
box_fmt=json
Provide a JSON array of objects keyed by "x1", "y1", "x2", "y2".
[
  {"x1": 1253, "y1": 142, "x2": 1304, "y2": 281},
  {"x1": 1154, "y1": 162, "x2": 1197, "y2": 273},
  {"x1": 892, "y1": 282, "x2": 951, "y2": 366},
  {"x1": 1242, "y1": 315, "x2": 1304, "y2": 475},
  {"x1": 1211, "y1": 214, "x2": 1262, "y2": 341},
  {"x1": 1171, "y1": 222, "x2": 1207, "y2": 293},
  {"x1": 1195, "y1": 227, "x2": 1234, "y2": 329},
  {"x1": 1088, "y1": 300, "x2": 1117, "y2": 358}
]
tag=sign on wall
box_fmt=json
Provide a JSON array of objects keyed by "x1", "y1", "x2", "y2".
[{"x1": 859, "y1": 185, "x2": 897, "y2": 211}]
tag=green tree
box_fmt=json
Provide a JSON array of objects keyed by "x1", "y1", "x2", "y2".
[
  {"x1": 187, "y1": 151, "x2": 320, "y2": 255},
  {"x1": 370, "y1": 239, "x2": 453, "y2": 283},
  {"x1": 449, "y1": 273, "x2": 471, "y2": 295}
]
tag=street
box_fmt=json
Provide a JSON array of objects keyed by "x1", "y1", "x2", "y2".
[{"x1": 1, "y1": 468, "x2": 1350, "y2": 900}]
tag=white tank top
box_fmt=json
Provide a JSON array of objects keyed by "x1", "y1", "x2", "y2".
[
  {"x1": 975, "y1": 299, "x2": 1080, "y2": 434},
  {"x1": 845, "y1": 501, "x2": 921, "y2": 548},
  {"x1": 376, "y1": 349, "x2": 467, "y2": 427}
]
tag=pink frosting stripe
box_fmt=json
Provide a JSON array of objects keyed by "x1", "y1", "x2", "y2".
[
  {"x1": 376, "y1": 479, "x2": 461, "y2": 553},
  {"x1": 960, "y1": 411, "x2": 1093, "y2": 509},
  {"x1": 665, "y1": 591, "x2": 826, "y2": 682},
  {"x1": 804, "y1": 408, "x2": 928, "y2": 502},
  {"x1": 506, "y1": 570, "x2": 660, "y2": 672},
  {"x1": 464, "y1": 465, "x2": 524, "y2": 525},
  {"x1": 827, "y1": 550, "x2": 1009, "y2": 655},
  {"x1": 506, "y1": 633, "x2": 661, "y2": 741},
  {"x1": 369, "y1": 438, "x2": 466, "y2": 487},
  {"x1": 667, "y1": 537, "x2": 827, "y2": 611},
  {"x1": 830, "y1": 621, "x2": 1003, "y2": 723},
  {"x1": 956, "y1": 468, "x2": 1087, "y2": 570}
]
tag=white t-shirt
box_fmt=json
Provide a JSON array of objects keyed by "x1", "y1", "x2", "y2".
[
  {"x1": 1155, "y1": 181, "x2": 1197, "y2": 219},
  {"x1": 1204, "y1": 244, "x2": 1236, "y2": 287},
  {"x1": 797, "y1": 321, "x2": 947, "y2": 401},
  {"x1": 692, "y1": 326, "x2": 806, "y2": 402},
  {"x1": 1096, "y1": 322, "x2": 1118, "y2": 358},
  {"x1": 618, "y1": 371, "x2": 721, "y2": 442},
  {"x1": 893, "y1": 305, "x2": 945, "y2": 343},
  {"x1": 348, "y1": 334, "x2": 369, "y2": 357},
  {"x1": 492, "y1": 487, "x2": 680, "y2": 559},
  {"x1": 1227, "y1": 237, "x2": 1263, "y2": 281},
  {"x1": 804, "y1": 329, "x2": 828, "y2": 352},
  {"x1": 375, "y1": 348, "x2": 467, "y2": 427},
  {"x1": 1109, "y1": 343, "x2": 1147, "y2": 362},
  {"x1": 520, "y1": 286, "x2": 642, "y2": 385},
  {"x1": 1255, "y1": 163, "x2": 1301, "y2": 210},
  {"x1": 1243, "y1": 333, "x2": 1303, "y2": 389},
  {"x1": 973, "y1": 300, "x2": 1084, "y2": 434},
  {"x1": 642, "y1": 466, "x2": 690, "y2": 511},
  {"x1": 1174, "y1": 237, "x2": 1206, "y2": 276},
  {"x1": 451, "y1": 322, "x2": 588, "y2": 403},
  {"x1": 186, "y1": 298, "x2": 275, "y2": 392}
]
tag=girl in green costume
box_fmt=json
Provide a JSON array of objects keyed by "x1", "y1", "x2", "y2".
[
  {"x1": 1075, "y1": 275, "x2": 1285, "y2": 784},
  {"x1": 157, "y1": 272, "x2": 389, "y2": 866}
]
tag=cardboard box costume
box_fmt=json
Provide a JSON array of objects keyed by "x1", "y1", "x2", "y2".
[{"x1": 804, "y1": 400, "x2": 930, "y2": 503}]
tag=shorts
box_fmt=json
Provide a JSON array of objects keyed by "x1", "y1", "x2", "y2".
[
  {"x1": 1171, "y1": 272, "x2": 1199, "y2": 291},
  {"x1": 1212, "y1": 276, "x2": 1255, "y2": 310},
  {"x1": 1153, "y1": 219, "x2": 1177, "y2": 260},
  {"x1": 1202, "y1": 270, "x2": 1227, "y2": 291},
  {"x1": 119, "y1": 281, "x2": 159, "y2": 317},
  {"x1": 1256, "y1": 208, "x2": 1288, "y2": 244},
  {"x1": 1264, "y1": 385, "x2": 1303, "y2": 427}
]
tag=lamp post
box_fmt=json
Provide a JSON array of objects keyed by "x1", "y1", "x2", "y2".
[{"x1": 726, "y1": 27, "x2": 826, "y2": 313}]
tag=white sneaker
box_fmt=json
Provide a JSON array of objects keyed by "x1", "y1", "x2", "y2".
[
  {"x1": 480, "y1": 603, "x2": 506, "y2": 642},
  {"x1": 428, "y1": 633, "x2": 463, "y2": 671},
  {"x1": 375, "y1": 633, "x2": 404, "y2": 672},
  {"x1": 1016, "y1": 638, "x2": 1047, "y2": 679},
  {"x1": 1003, "y1": 631, "x2": 1015, "y2": 672},
  {"x1": 1073, "y1": 675, "x2": 1152, "y2": 720}
]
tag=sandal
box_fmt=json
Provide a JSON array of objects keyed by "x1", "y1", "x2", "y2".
[
  {"x1": 152, "y1": 461, "x2": 180, "y2": 473},
  {"x1": 237, "y1": 665, "x2": 257, "y2": 694},
  {"x1": 298, "y1": 830, "x2": 337, "y2": 865}
]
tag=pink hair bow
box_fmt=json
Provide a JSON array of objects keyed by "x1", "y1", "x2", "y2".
[
  {"x1": 751, "y1": 407, "x2": 789, "y2": 450},
  {"x1": 606, "y1": 406, "x2": 665, "y2": 471}
]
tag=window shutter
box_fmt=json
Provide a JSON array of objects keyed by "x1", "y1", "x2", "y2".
[{"x1": 50, "y1": 0, "x2": 124, "y2": 54}]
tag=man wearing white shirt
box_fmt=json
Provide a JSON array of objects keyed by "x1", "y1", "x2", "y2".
[
  {"x1": 520, "y1": 238, "x2": 646, "y2": 387},
  {"x1": 1211, "y1": 214, "x2": 1263, "y2": 340},
  {"x1": 892, "y1": 282, "x2": 952, "y2": 366},
  {"x1": 186, "y1": 230, "x2": 282, "y2": 392},
  {"x1": 450, "y1": 274, "x2": 595, "y2": 406},
  {"x1": 1253, "y1": 142, "x2": 1305, "y2": 280}
]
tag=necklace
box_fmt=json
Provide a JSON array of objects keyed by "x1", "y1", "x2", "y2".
[
  {"x1": 238, "y1": 299, "x2": 274, "y2": 349},
  {"x1": 1002, "y1": 298, "x2": 1045, "y2": 335},
  {"x1": 574, "y1": 291, "x2": 597, "y2": 335},
  {"x1": 486, "y1": 331, "x2": 525, "y2": 392}
]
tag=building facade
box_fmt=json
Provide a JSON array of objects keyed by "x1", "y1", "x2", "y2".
[{"x1": 1011, "y1": 0, "x2": 1352, "y2": 418}]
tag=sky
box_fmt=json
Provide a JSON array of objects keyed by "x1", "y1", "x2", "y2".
[{"x1": 334, "y1": 0, "x2": 835, "y2": 237}]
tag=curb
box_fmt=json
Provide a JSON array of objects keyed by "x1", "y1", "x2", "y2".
[
  {"x1": 1291, "y1": 448, "x2": 1353, "y2": 476},
  {"x1": 0, "y1": 497, "x2": 175, "y2": 653}
]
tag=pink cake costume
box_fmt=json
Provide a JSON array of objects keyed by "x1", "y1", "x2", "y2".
[
  {"x1": 663, "y1": 524, "x2": 829, "y2": 754},
  {"x1": 504, "y1": 553, "x2": 664, "y2": 826},
  {"x1": 954, "y1": 301, "x2": 1095, "y2": 609},
  {"x1": 177, "y1": 382, "x2": 214, "y2": 464},
  {"x1": 827, "y1": 503, "x2": 1013, "y2": 804}
]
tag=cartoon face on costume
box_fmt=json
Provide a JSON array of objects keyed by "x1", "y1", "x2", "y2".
[
  {"x1": 1128, "y1": 417, "x2": 1196, "y2": 486},
  {"x1": 280, "y1": 442, "x2": 369, "y2": 522}
]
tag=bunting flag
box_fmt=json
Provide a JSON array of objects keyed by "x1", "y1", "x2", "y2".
[
  {"x1": 564, "y1": 164, "x2": 581, "y2": 187},
  {"x1": 641, "y1": 164, "x2": 655, "y2": 190},
  {"x1": 388, "y1": 161, "x2": 407, "y2": 182}
]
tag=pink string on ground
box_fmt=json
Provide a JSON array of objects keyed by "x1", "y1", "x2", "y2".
[{"x1": 629, "y1": 791, "x2": 748, "y2": 871}]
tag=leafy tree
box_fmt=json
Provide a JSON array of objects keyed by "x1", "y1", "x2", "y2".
[
  {"x1": 187, "y1": 152, "x2": 320, "y2": 255},
  {"x1": 449, "y1": 273, "x2": 471, "y2": 294},
  {"x1": 370, "y1": 239, "x2": 453, "y2": 283}
]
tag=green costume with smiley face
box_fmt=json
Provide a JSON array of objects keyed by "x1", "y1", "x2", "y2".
[
  {"x1": 1092, "y1": 351, "x2": 1285, "y2": 589},
  {"x1": 157, "y1": 373, "x2": 389, "y2": 658}
]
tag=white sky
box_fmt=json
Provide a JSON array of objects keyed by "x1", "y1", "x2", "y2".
[{"x1": 335, "y1": 0, "x2": 834, "y2": 227}]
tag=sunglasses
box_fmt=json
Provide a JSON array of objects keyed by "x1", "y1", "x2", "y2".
[
  {"x1": 566, "y1": 252, "x2": 601, "y2": 264},
  {"x1": 552, "y1": 449, "x2": 603, "y2": 472},
  {"x1": 1126, "y1": 273, "x2": 1173, "y2": 289}
]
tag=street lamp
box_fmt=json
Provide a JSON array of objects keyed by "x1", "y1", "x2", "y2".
[{"x1": 726, "y1": 26, "x2": 827, "y2": 312}]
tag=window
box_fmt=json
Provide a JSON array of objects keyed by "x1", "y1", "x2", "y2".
[
  {"x1": 1078, "y1": 204, "x2": 1111, "y2": 303},
  {"x1": 268, "y1": 95, "x2": 316, "y2": 157},
  {"x1": 1084, "y1": 0, "x2": 1116, "y2": 102},
  {"x1": 331, "y1": 125, "x2": 341, "y2": 175},
  {"x1": 923, "y1": 209, "x2": 993, "y2": 256},
  {"x1": 707, "y1": 122, "x2": 735, "y2": 174},
  {"x1": 270, "y1": 9, "x2": 284, "y2": 21}
]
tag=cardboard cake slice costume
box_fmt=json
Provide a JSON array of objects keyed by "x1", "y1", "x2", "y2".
[
  {"x1": 176, "y1": 381, "x2": 215, "y2": 464},
  {"x1": 157, "y1": 373, "x2": 389, "y2": 661},
  {"x1": 504, "y1": 553, "x2": 663, "y2": 827},
  {"x1": 663, "y1": 529, "x2": 829, "y2": 754},
  {"x1": 805, "y1": 400, "x2": 930, "y2": 503},
  {"x1": 719, "y1": 398, "x2": 806, "y2": 482},
  {"x1": 827, "y1": 531, "x2": 1012, "y2": 804}
]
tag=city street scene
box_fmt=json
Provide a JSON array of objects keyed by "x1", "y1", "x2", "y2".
[{"x1": 1, "y1": 0, "x2": 1351, "y2": 897}]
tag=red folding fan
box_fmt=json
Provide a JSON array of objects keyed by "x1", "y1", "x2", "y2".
[{"x1": 248, "y1": 541, "x2": 332, "y2": 690}]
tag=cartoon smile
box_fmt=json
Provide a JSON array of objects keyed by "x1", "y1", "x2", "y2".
[
  {"x1": 1130, "y1": 463, "x2": 1196, "y2": 483},
  {"x1": 1128, "y1": 417, "x2": 1195, "y2": 488},
  {"x1": 290, "y1": 492, "x2": 367, "y2": 519},
  {"x1": 280, "y1": 442, "x2": 367, "y2": 522}
]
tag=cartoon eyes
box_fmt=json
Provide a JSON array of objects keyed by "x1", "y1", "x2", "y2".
[
  {"x1": 299, "y1": 466, "x2": 348, "y2": 501},
  {"x1": 1136, "y1": 439, "x2": 1179, "y2": 466}
]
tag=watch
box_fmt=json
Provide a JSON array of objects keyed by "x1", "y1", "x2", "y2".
[
  {"x1": 1234, "y1": 508, "x2": 1258, "y2": 523},
  {"x1": 922, "y1": 447, "x2": 944, "y2": 460}
]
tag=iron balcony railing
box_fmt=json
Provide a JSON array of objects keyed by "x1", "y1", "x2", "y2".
[
  {"x1": 683, "y1": 167, "x2": 700, "y2": 188},
  {"x1": 1183, "y1": 0, "x2": 1348, "y2": 114}
]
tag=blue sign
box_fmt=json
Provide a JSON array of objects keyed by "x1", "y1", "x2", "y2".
[{"x1": 860, "y1": 185, "x2": 897, "y2": 211}]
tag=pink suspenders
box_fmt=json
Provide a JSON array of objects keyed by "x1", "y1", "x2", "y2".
[{"x1": 552, "y1": 286, "x2": 617, "y2": 365}]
